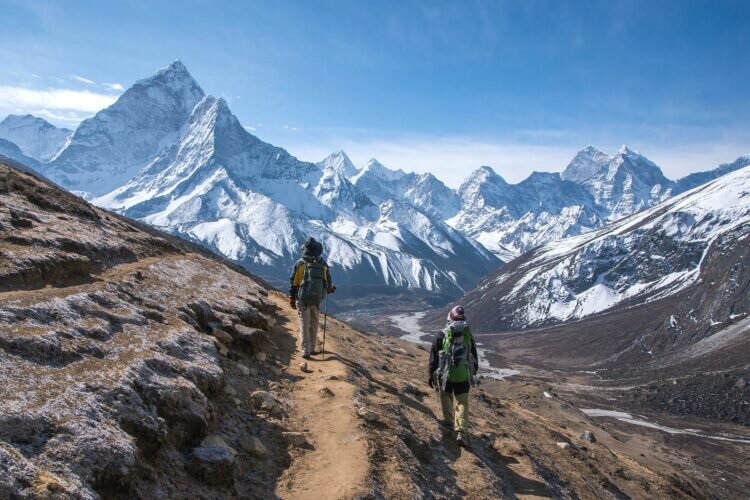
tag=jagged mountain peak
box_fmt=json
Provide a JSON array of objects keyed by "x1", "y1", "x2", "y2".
[
  {"x1": 561, "y1": 145, "x2": 611, "y2": 182},
  {"x1": 463, "y1": 165, "x2": 506, "y2": 187},
  {"x1": 47, "y1": 62, "x2": 208, "y2": 195},
  {"x1": 136, "y1": 59, "x2": 200, "y2": 88},
  {"x1": 361, "y1": 157, "x2": 406, "y2": 181},
  {"x1": 610, "y1": 146, "x2": 668, "y2": 183},
  {"x1": 317, "y1": 149, "x2": 359, "y2": 177},
  {"x1": 129, "y1": 60, "x2": 206, "y2": 114}
]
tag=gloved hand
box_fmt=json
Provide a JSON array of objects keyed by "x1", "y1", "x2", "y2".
[
  {"x1": 428, "y1": 376, "x2": 435, "y2": 389},
  {"x1": 289, "y1": 296, "x2": 297, "y2": 310},
  {"x1": 327, "y1": 284, "x2": 337, "y2": 294}
]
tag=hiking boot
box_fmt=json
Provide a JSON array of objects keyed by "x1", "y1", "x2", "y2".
[
  {"x1": 302, "y1": 353, "x2": 311, "y2": 360},
  {"x1": 456, "y1": 432, "x2": 469, "y2": 447}
]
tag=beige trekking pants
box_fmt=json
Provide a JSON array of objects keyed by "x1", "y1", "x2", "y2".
[
  {"x1": 297, "y1": 304, "x2": 320, "y2": 356},
  {"x1": 440, "y1": 390, "x2": 470, "y2": 432}
]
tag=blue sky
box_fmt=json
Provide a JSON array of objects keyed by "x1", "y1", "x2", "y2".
[{"x1": 0, "y1": 0, "x2": 748, "y2": 185}]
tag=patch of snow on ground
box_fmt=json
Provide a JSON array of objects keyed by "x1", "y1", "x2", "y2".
[
  {"x1": 581, "y1": 409, "x2": 750, "y2": 444},
  {"x1": 389, "y1": 311, "x2": 431, "y2": 346}
]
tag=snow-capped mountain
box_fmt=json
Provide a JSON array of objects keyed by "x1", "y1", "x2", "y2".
[
  {"x1": 561, "y1": 145, "x2": 672, "y2": 219},
  {"x1": 317, "y1": 150, "x2": 359, "y2": 178},
  {"x1": 80, "y1": 65, "x2": 499, "y2": 302},
  {"x1": 338, "y1": 157, "x2": 460, "y2": 219},
  {"x1": 673, "y1": 155, "x2": 750, "y2": 194},
  {"x1": 0, "y1": 114, "x2": 71, "y2": 163},
  {"x1": 10, "y1": 60, "x2": 747, "y2": 312},
  {"x1": 0, "y1": 138, "x2": 41, "y2": 171},
  {"x1": 446, "y1": 145, "x2": 739, "y2": 259},
  {"x1": 455, "y1": 164, "x2": 750, "y2": 334},
  {"x1": 446, "y1": 165, "x2": 606, "y2": 260},
  {"x1": 46, "y1": 61, "x2": 205, "y2": 196}
]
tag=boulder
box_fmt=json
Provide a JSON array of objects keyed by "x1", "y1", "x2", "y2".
[
  {"x1": 283, "y1": 432, "x2": 308, "y2": 447},
  {"x1": 239, "y1": 435, "x2": 267, "y2": 458},
  {"x1": 187, "y1": 435, "x2": 236, "y2": 486},
  {"x1": 238, "y1": 364, "x2": 250, "y2": 376},
  {"x1": 580, "y1": 431, "x2": 597, "y2": 443},
  {"x1": 250, "y1": 391, "x2": 280, "y2": 415}
]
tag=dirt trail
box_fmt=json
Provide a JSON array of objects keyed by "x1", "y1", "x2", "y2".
[
  {"x1": 267, "y1": 291, "x2": 706, "y2": 499},
  {"x1": 272, "y1": 293, "x2": 369, "y2": 499}
]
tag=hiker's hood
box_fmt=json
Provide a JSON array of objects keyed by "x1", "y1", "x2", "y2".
[
  {"x1": 301, "y1": 237, "x2": 323, "y2": 258},
  {"x1": 447, "y1": 320, "x2": 468, "y2": 332}
]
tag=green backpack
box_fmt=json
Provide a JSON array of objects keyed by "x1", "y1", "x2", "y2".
[
  {"x1": 441, "y1": 322, "x2": 473, "y2": 383},
  {"x1": 297, "y1": 259, "x2": 326, "y2": 306}
]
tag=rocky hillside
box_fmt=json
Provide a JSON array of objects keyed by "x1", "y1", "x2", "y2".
[{"x1": 0, "y1": 160, "x2": 714, "y2": 498}]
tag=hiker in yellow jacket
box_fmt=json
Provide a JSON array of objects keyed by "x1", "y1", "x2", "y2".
[{"x1": 289, "y1": 237, "x2": 335, "y2": 359}]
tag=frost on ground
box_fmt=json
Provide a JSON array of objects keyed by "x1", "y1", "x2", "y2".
[{"x1": 0, "y1": 163, "x2": 283, "y2": 498}]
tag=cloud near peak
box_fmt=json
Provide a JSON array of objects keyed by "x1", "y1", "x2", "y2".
[{"x1": 0, "y1": 85, "x2": 119, "y2": 123}]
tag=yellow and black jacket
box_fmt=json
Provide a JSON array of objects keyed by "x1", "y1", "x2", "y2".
[{"x1": 289, "y1": 257, "x2": 332, "y2": 298}]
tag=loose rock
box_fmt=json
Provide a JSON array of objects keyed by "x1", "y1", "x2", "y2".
[
  {"x1": 580, "y1": 431, "x2": 597, "y2": 443},
  {"x1": 255, "y1": 351, "x2": 267, "y2": 362},
  {"x1": 357, "y1": 407, "x2": 379, "y2": 422},
  {"x1": 250, "y1": 390, "x2": 280, "y2": 414},
  {"x1": 283, "y1": 432, "x2": 308, "y2": 447},
  {"x1": 318, "y1": 386, "x2": 335, "y2": 398},
  {"x1": 556, "y1": 442, "x2": 571, "y2": 450},
  {"x1": 240, "y1": 435, "x2": 267, "y2": 458},
  {"x1": 238, "y1": 364, "x2": 251, "y2": 376},
  {"x1": 188, "y1": 435, "x2": 236, "y2": 486}
]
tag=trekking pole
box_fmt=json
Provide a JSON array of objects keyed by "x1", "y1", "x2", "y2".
[{"x1": 321, "y1": 293, "x2": 328, "y2": 360}]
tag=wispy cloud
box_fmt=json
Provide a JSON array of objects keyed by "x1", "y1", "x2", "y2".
[
  {"x1": 243, "y1": 124, "x2": 257, "y2": 132},
  {"x1": 72, "y1": 75, "x2": 96, "y2": 85},
  {"x1": 104, "y1": 82, "x2": 124, "y2": 91},
  {"x1": 32, "y1": 108, "x2": 89, "y2": 124},
  {"x1": 0, "y1": 85, "x2": 118, "y2": 113}
]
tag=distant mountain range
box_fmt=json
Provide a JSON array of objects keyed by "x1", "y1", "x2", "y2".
[
  {"x1": 448, "y1": 164, "x2": 750, "y2": 343},
  {"x1": 1, "y1": 60, "x2": 747, "y2": 309}
]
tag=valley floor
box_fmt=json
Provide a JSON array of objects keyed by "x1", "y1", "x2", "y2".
[{"x1": 345, "y1": 308, "x2": 750, "y2": 498}]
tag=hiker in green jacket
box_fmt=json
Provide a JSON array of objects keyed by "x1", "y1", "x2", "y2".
[
  {"x1": 428, "y1": 305, "x2": 479, "y2": 447},
  {"x1": 289, "y1": 237, "x2": 335, "y2": 359}
]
